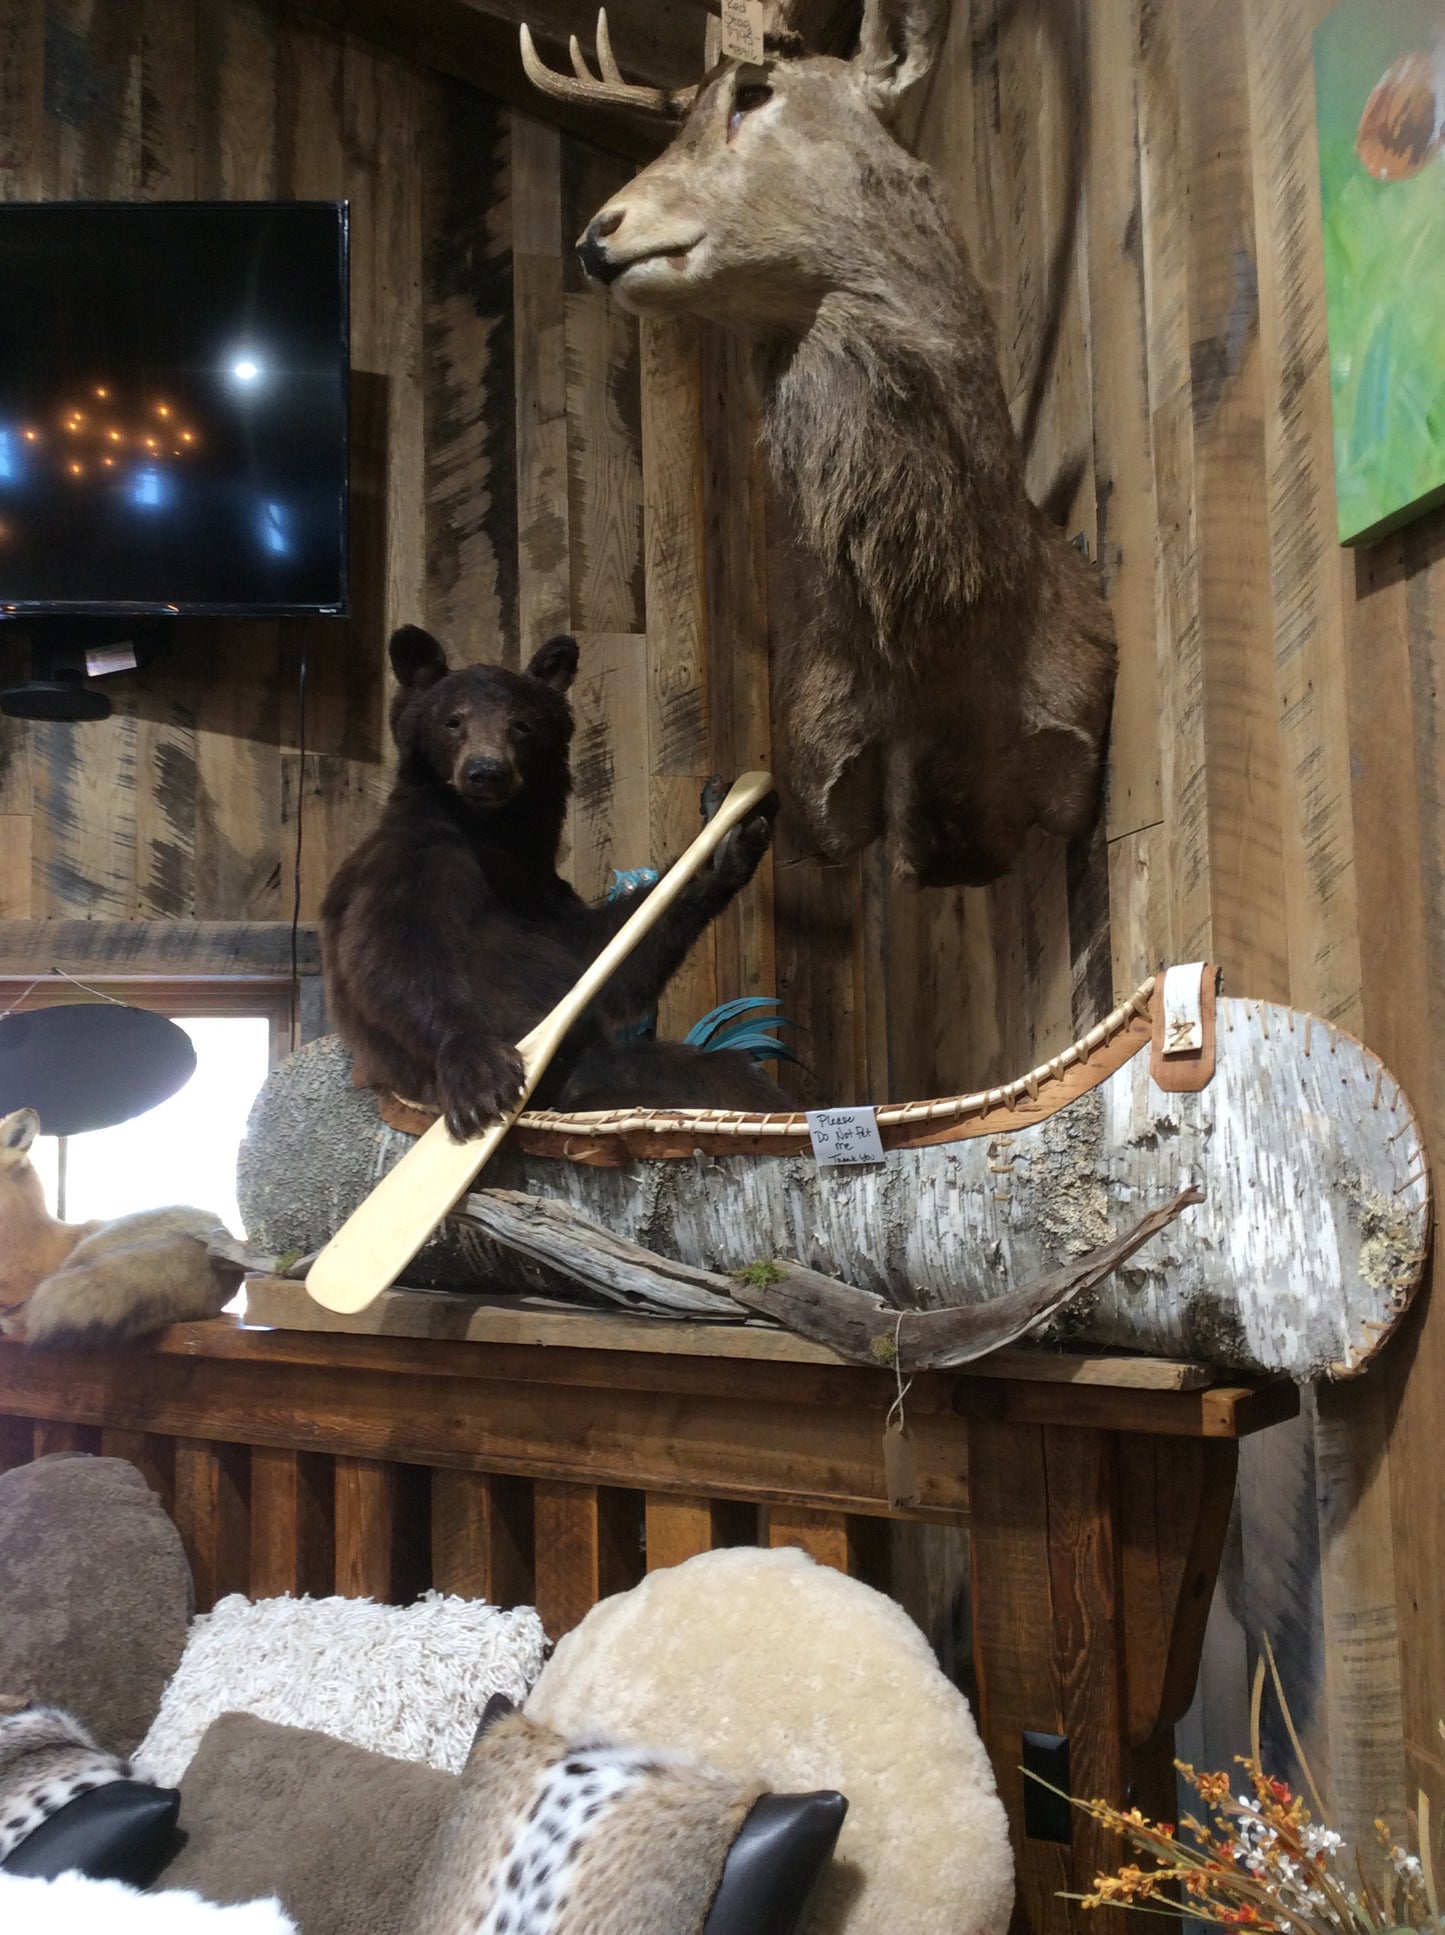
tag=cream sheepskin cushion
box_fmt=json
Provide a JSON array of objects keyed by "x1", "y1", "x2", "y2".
[
  {"x1": 0, "y1": 1870, "x2": 295, "y2": 1933},
  {"x1": 526, "y1": 1546, "x2": 1014, "y2": 1935},
  {"x1": 134, "y1": 1592, "x2": 547, "y2": 1787}
]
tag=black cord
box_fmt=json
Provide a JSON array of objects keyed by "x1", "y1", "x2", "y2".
[{"x1": 290, "y1": 644, "x2": 309, "y2": 1045}]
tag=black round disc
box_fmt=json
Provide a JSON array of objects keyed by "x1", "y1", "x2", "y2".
[
  {"x1": 0, "y1": 679, "x2": 114, "y2": 722},
  {"x1": 0, "y1": 1004, "x2": 197, "y2": 1136}
]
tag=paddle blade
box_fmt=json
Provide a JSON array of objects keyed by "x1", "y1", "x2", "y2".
[{"x1": 304, "y1": 1111, "x2": 509, "y2": 1312}]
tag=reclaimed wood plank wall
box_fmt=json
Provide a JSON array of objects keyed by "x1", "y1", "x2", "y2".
[
  {"x1": 892, "y1": 0, "x2": 1442, "y2": 1859},
  {"x1": 2, "y1": 0, "x2": 1442, "y2": 1859}
]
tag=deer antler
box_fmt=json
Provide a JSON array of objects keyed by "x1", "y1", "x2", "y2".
[{"x1": 519, "y1": 10, "x2": 699, "y2": 118}]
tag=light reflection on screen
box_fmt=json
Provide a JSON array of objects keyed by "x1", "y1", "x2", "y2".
[{"x1": 0, "y1": 202, "x2": 347, "y2": 614}]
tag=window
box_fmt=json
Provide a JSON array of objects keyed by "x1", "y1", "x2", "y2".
[{"x1": 0, "y1": 978, "x2": 290, "y2": 1239}]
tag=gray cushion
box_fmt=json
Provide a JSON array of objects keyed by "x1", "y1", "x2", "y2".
[
  {"x1": 159, "y1": 1713, "x2": 456, "y2": 1935},
  {"x1": 0, "y1": 1456, "x2": 192, "y2": 1756}
]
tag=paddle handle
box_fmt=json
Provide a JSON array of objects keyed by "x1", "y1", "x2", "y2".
[
  {"x1": 305, "y1": 771, "x2": 774, "y2": 1314},
  {"x1": 517, "y1": 768, "x2": 774, "y2": 1063}
]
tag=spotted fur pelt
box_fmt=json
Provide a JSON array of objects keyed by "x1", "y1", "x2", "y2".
[
  {"x1": 405, "y1": 1707, "x2": 762, "y2": 1935},
  {"x1": 0, "y1": 1706, "x2": 127, "y2": 1862}
]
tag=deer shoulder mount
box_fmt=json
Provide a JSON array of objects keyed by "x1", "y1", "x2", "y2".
[{"x1": 523, "y1": 0, "x2": 1116, "y2": 889}]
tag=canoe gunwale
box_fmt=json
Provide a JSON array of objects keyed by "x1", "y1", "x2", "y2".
[{"x1": 378, "y1": 978, "x2": 1161, "y2": 1164}]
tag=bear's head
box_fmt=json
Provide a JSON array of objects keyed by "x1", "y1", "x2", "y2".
[{"x1": 388, "y1": 626, "x2": 579, "y2": 808}]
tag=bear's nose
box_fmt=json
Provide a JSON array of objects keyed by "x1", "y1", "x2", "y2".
[{"x1": 463, "y1": 756, "x2": 510, "y2": 791}]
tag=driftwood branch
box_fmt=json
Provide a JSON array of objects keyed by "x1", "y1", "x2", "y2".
[
  {"x1": 726, "y1": 1185, "x2": 1205, "y2": 1370},
  {"x1": 456, "y1": 1189, "x2": 745, "y2": 1319},
  {"x1": 437, "y1": 1183, "x2": 1205, "y2": 1371}
]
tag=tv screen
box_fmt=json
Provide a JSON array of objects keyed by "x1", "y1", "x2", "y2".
[{"x1": 0, "y1": 200, "x2": 348, "y2": 616}]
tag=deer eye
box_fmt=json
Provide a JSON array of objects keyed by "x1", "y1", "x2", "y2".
[{"x1": 729, "y1": 82, "x2": 773, "y2": 134}]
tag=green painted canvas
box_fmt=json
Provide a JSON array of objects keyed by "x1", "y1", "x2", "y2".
[{"x1": 1314, "y1": 1, "x2": 1445, "y2": 546}]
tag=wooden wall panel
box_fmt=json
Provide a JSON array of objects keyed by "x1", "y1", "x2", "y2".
[
  {"x1": 423, "y1": 88, "x2": 518, "y2": 664},
  {"x1": 0, "y1": 1, "x2": 516, "y2": 940}
]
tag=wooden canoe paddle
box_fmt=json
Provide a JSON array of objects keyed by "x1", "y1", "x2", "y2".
[{"x1": 305, "y1": 769, "x2": 775, "y2": 1314}]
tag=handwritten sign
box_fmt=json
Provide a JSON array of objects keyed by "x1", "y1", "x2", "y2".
[
  {"x1": 720, "y1": 0, "x2": 766, "y2": 64},
  {"x1": 806, "y1": 1105, "x2": 884, "y2": 1168}
]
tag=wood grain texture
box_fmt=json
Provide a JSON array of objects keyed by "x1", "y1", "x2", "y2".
[
  {"x1": 638, "y1": 317, "x2": 716, "y2": 1037},
  {"x1": 100, "y1": 1427, "x2": 177, "y2": 1519},
  {"x1": 967, "y1": 1418, "x2": 1073, "y2": 1935},
  {"x1": 432, "y1": 1466, "x2": 535, "y2": 1606},
  {"x1": 31, "y1": 1419, "x2": 99, "y2": 1459},
  {"x1": 644, "y1": 1491, "x2": 757, "y2": 1571},
  {"x1": 423, "y1": 88, "x2": 518, "y2": 663},
  {"x1": 173, "y1": 1435, "x2": 250, "y2": 1614},
  {"x1": 533, "y1": 1479, "x2": 642, "y2": 1637},
  {"x1": 334, "y1": 1455, "x2": 429, "y2": 1603},
  {"x1": 700, "y1": 326, "x2": 775, "y2": 1011},
  {"x1": 0, "y1": 818, "x2": 31, "y2": 920},
  {"x1": 564, "y1": 292, "x2": 643, "y2": 636},
  {"x1": 513, "y1": 113, "x2": 572, "y2": 655},
  {"x1": 249, "y1": 1444, "x2": 334, "y2": 1599},
  {"x1": 765, "y1": 1504, "x2": 866, "y2": 1576},
  {"x1": 1083, "y1": 0, "x2": 1162, "y2": 848},
  {"x1": 0, "y1": 919, "x2": 320, "y2": 974}
]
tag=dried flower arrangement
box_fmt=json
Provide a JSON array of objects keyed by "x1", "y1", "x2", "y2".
[{"x1": 1043, "y1": 1642, "x2": 1442, "y2": 1931}]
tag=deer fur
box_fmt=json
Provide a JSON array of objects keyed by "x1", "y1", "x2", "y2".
[
  {"x1": 0, "y1": 1107, "x2": 238, "y2": 1348},
  {"x1": 529, "y1": 0, "x2": 1116, "y2": 886}
]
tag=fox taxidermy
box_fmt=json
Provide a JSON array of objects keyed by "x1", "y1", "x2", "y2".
[{"x1": 0, "y1": 1108, "x2": 244, "y2": 1348}]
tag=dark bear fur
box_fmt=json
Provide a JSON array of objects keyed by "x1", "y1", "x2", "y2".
[{"x1": 320, "y1": 626, "x2": 784, "y2": 1136}]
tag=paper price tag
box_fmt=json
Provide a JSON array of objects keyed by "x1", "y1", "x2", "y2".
[
  {"x1": 806, "y1": 1105, "x2": 884, "y2": 1168},
  {"x1": 720, "y1": 0, "x2": 766, "y2": 63}
]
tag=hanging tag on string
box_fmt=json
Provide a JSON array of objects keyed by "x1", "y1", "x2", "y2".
[
  {"x1": 720, "y1": 0, "x2": 766, "y2": 63},
  {"x1": 882, "y1": 1316, "x2": 920, "y2": 1510},
  {"x1": 883, "y1": 1419, "x2": 920, "y2": 1511}
]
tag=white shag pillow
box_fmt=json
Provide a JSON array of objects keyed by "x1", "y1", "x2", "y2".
[
  {"x1": 526, "y1": 1546, "x2": 1014, "y2": 1935},
  {"x1": 0, "y1": 1870, "x2": 295, "y2": 1933},
  {"x1": 134, "y1": 1592, "x2": 547, "y2": 1787}
]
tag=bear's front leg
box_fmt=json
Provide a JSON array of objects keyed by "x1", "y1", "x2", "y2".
[
  {"x1": 582, "y1": 793, "x2": 779, "y2": 1029},
  {"x1": 436, "y1": 1031, "x2": 527, "y2": 1139}
]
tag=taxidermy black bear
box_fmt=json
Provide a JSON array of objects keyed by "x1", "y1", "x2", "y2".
[{"x1": 321, "y1": 626, "x2": 783, "y2": 1135}]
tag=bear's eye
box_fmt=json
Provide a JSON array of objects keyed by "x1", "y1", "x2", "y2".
[
  {"x1": 444, "y1": 714, "x2": 463, "y2": 733},
  {"x1": 512, "y1": 718, "x2": 533, "y2": 740}
]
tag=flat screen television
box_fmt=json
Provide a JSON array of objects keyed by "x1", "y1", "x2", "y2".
[{"x1": 0, "y1": 200, "x2": 349, "y2": 618}]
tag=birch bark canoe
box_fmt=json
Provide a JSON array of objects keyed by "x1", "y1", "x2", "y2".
[{"x1": 236, "y1": 978, "x2": 1432, "y2": 1380}]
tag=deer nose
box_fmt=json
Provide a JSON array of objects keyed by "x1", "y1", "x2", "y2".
[{"x1": 578, "y1": 208, "x2": 626, "y2": 286}]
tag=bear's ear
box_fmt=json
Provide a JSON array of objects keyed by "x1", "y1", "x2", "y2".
[
  {"x1": 389, "y1": 626, "x2": 450, "y2": 692},
  {"x1": 525, "y1": 634, "x2": 579, "y2": 695}
]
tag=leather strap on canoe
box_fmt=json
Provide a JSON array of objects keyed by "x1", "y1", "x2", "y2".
[{"x1": 1150, "y1": 962, "x2": 1219, "y2": 1093}]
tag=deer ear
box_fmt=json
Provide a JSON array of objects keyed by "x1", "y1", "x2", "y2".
[
  {"x1": 854, "y1": 0, "x2": 946, "y2": 114},
  {"x1": 525, "y1": 634, "x2": 580, "y2": 694},
  {"x1": 1, "y1": 1109, "x2": 40, "y2": 1155},
  {"x1": 389, "y1": 626, "x2": 450, "y2": 692}
]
